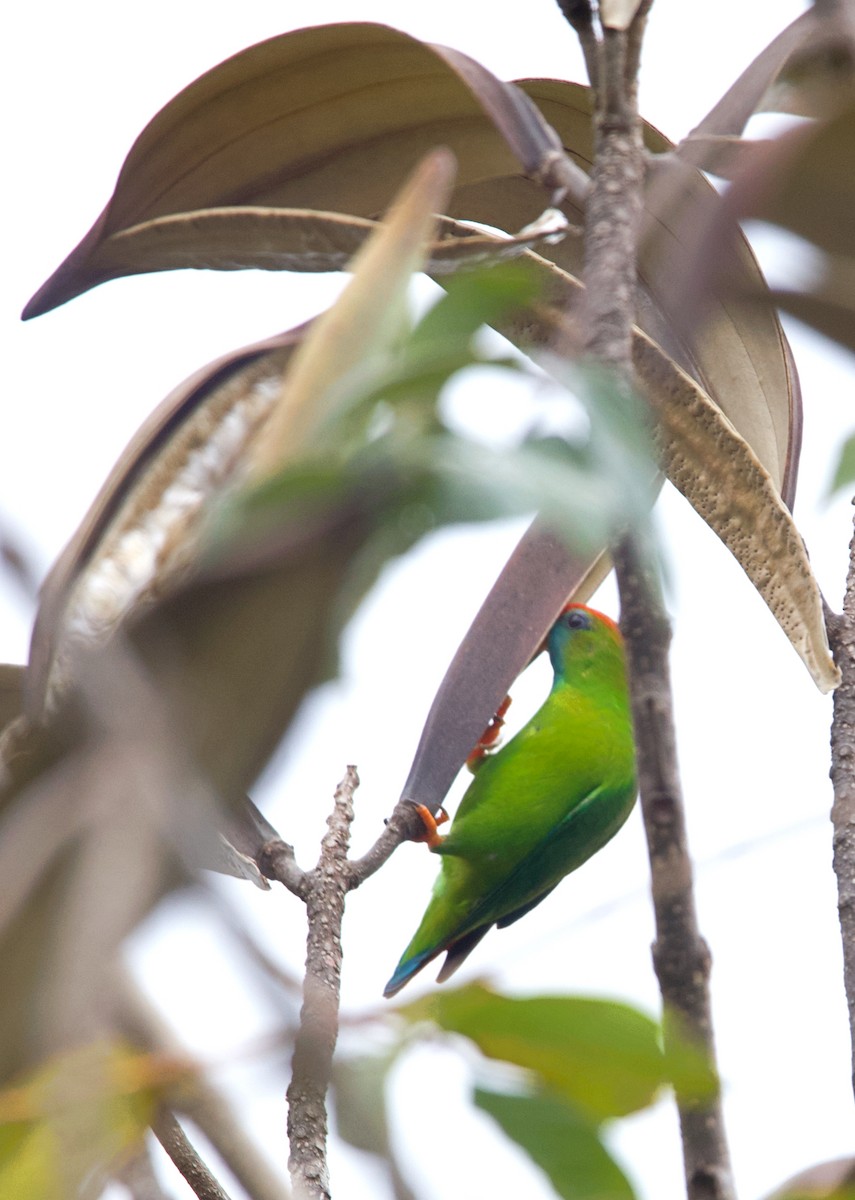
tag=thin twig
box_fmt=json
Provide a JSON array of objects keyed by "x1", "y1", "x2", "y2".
[
  {"x1": 623, "y1": 0, "x2": 654, "y2": 93},
  {"x1": 827, "y1": 511, "x2": 855, "y2": 1099},
  {"x1": 285, "y1": 766, "x2": 359, "y2": 1200},
  {"x1": 153, "y1": 1110, "x2": 232, "y2": 1200},
  {"x1": 346, "y1": 798, "x2": 428, "y2": 887},
  {"x1": 114, "y1": 971, "x2": 291, "y2": 1200},
  {"x1": 555, "y1": 0, "x2": 600, "y2": 89},
  {"x1": 259, "y1": 840, "x2": 311, "y2": 900},
  {"x1": 560, "y1": 2, "x2": 737, "y2": 1196}
]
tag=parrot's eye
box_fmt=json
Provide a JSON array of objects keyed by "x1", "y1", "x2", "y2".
[{"x1": 564, "y1": 609, "x2": 591, "y2": 631}]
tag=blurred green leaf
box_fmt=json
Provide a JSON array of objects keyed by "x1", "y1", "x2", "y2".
[
  {"x1": 826, "y1": 432, "x2": 855, "y2": 502},
  {"x1": 0, "y1": 1040, "x2": 185, "y2": 1199},
  {"x1": 332, "y1": 1053, "x2": 419, "y2": 1200},
  {"x1": 560, "y1": 363, "x2": 657, "y2": 523},
  {"x1": 332, "y1": 1054, "x2": 396, "y2": 1156},
  {"x1": 411, "y1": 261, "x2": 541, "y2": 352},
  {"x1": 397, "y1": 982, "x2": 716, "y2": 1121},
  {"x1": 219, "y1": 264, "x2": 654, "y2": 571},
  {"x1": 475, "y1": 1086, "x2": 636, "y2": 1200}
]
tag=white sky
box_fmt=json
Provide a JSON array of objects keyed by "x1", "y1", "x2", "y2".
[{"x1": 6, "y1": 3, "x2": 854, "y2": 1200}]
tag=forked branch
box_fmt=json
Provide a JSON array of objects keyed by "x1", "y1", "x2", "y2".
[{"x1": 258, "y1": 768, "x2": 425, "y2": 1199}]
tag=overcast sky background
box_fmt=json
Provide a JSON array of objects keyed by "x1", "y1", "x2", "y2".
[{"x1": 5, "y1": 2, "x2": 855, "y2": 1199}]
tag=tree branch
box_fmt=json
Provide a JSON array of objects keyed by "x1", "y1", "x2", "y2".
[
  {"x1": 282, "y1": 766, "x2": 357, "y2": 1200},
  {"x1": 613, "y1": 536, "x2": 735, "y2": 1200},
  {"x1": 153, "y1": 1110, "x2": 232, "y2": 1200},
  {"x1": 561, "y1": 3, "x2": 737, "y2": 1196},
  {"x1": 827, "y1": 510, "x2": 855, "y2": 1099}
]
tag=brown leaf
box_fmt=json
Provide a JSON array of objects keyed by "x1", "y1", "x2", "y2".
[
  {"x1": 687, "y1": 95, "x2": 855, "y2": 363},
  {"x1": 0, "y1": 664, "x2": 24, "y2": 738},
  {"x1": 92, "y1": 205, "x2": 571, "y2": 279},
  {"x1": 680, "y1": 8, "x2": 822, "y2": 144},
  {"x1": 25, "y1": 152, "x2": 460, "y2": 806},
  {"x1": 632, "y1": 329, "x2": 839, "y2": 694},
  {"x1": 23, "y1": 23, "x2": 582, "y2": 319},
  {"x1": 25, "y1": 329, "x2": 306, "y2": 723},
  {"x1": 23, "y1": 28, "x2": 799, "y2": 511},
  {"x1": 495, "y1": 81, "x2": 799, "y2": 502},
  {"x1": 731, "y1": 99, "x2": 855, "y2": 258}
]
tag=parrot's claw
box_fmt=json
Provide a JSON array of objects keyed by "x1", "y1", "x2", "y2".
[
  {"x1": 466, "y1": 694, "x2": 513, "y2": 773},
  {"x1": 412, "y1": 803, "x2": 449, "y2": 849}
]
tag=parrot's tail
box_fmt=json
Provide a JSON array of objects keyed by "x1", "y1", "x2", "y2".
[
  {"x1": 383, "y1": 947, "x2": 437, "y2": 998},
  {"x1": 383, "y1": 922, "x2": 492, "y2": 997}
]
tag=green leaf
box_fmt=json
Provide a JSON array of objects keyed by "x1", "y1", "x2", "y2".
[
  {"x1": 400, "y1": 983, "x2": 678, "y2": 1121},
  {"x1": 474, "y1": 1087, "x2": 636, "y2": 1200},
  {"x1": 826, "y1": 432, "x2": 855, "y2": 502}
]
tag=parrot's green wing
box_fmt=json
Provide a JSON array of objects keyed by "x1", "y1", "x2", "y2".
[
  {"x1": 384, "y1": 604, "x2": 636, "y2": 998},
  {"x1": 385, "y1": 778, "x2": 634, "y2": 995}
]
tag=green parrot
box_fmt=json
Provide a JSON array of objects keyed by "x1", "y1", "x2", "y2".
[{"x1": 384, "y1": 603, "x2": 636, "y2": 997}]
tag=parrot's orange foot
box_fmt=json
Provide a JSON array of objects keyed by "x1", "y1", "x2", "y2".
[
  {"x1": 412, "y1": 803, "x2": 449, "y2": 849},
  {"x1": 466, "y1": 694, "x2": 513, "y2": 772}
]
